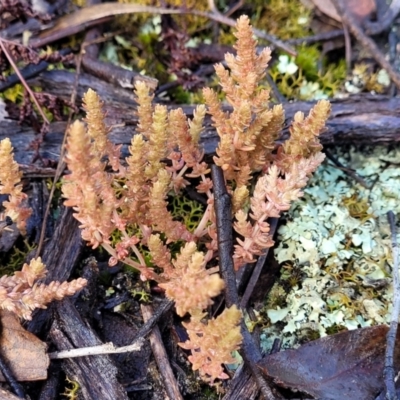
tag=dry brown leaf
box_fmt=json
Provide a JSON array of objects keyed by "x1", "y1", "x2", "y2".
[
  {"x1": 310, "y1": 0, "x2": 376, "y2": 25},
  {"x1": 258, "y1": 325, "x2": 400, "y2": 399},
  {"x1": 0, "y1": 388, "x2": 22, "y2": 400},
  {"x1": 0, "y1": 311, "x2": 49, "y2": 381}
]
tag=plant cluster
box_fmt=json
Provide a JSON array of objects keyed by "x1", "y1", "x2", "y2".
[
  {"x1": 61, "y1": 15, "x2": 330, "y2": 384},
  {"x1": 0, "y1": 138, "x2": 87, "y2": 320}
]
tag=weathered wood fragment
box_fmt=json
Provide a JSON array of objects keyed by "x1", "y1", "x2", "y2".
[
  {"x1": 1, "y1": 70, "x2": 399, "y2": 173},
  {"x1": 49, "y1": 299, "x2": 129, "y2": 400}
]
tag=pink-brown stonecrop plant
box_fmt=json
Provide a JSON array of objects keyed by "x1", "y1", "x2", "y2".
[
  {"x1": 61, "y1": 15, "x2": 330, "y2": 384},
  {"x1": 0, "y1": 138, "x2": 87, "y2": 320}
]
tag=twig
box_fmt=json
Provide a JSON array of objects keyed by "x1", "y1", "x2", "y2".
[
  {"x1": 383, "y1": 211, "x2": 400, "y2": 400},
  {"x1": 388, "y1": 26, "x2": 400, "y2": 97},
  {"x1": 364, "y1": 0, "x2": 400, "y2": 35},
  {"x1": 332, "y1": 0, "x2": 400, "y2": 90},
  {"x1": 225, "y1": 0, "x2": 243, "y2": 17},
  {"x1": 49, "y1": 300, "x2": 172, "y2": 353},
  {"x1": 287, "y1": 29, "x2": 345, "y2": 46},
  {"x1": 131, "y1": 299, "x2": 174, "y2": 344},
  {"x1": 141, "y1": 304, "x2": 184, "y2": 400},
  {"x1": 49, "y1": 340, "x2": 143, "y2": 359},
  {"x1": 211, "y1": 164, "x2": 238, "y2": 306},
  {"x1": 0, "y1": 48, "x2": 72, "y2": 92},
  {"x1": 324, "y1": 148, "x2": 371, "y2": 189},
  {"x1": 343, "y1": 23, "x2": 352, "y2": 74},
  {"x1": 240, "y1": 218, "x2": 278, "y2": 310},
  {"x1": 211, "y1": 165, "x2": 276, "y2": 400},
  {"x1": 0, "y1": 351, "x2": 26, "y2": 399},
  {"x1": 81, "y1": 56, "x2": 158, "y2": 91},
  {"x1": 35, "y1": 47, "x2": 82, "y2": 257},
  {"x1": 0, "y1": 38, "x2": 50, "y2": 125},
  {"x1": 266, "y1": 74, "x2": 286, "y2": 104},
  {"x1": 50, "y1": 299, "x2": 127, "y2": 400}
]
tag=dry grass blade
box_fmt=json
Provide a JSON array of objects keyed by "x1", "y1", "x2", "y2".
[
  {"x1": 0, "y1": 38, "x2": 49, "y2": 125},
  {"x1": 30, "y1": 2, "x2": 296, "y2": 55}
]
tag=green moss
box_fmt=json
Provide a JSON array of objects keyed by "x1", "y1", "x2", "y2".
[
  {"x1": 299, "y1": 328, "x2": 320, "y2": 343},
  {"x1": 1, "y1": 81, "x2": 69, "y2": 122},
  {"x1": 99, "y1": 28, "x2": 169, "y2": 83},
  {"x1": 295, "y1": 44, "x2": 321, "y2": 80},
  {"x1": 109, "y1": 224, "x2": 153, "y2": 267},
  {"x1": 61, "y1": 376, "x2": 80, "y2": 399},
  {"x1": 341, "y1": 193, "x2": 374, "y2": 222},
  {"x1": 269, "y1": 64, "x2": 304, "y2": 100},
  {"x1": 170, "y1": 195, "x2": 204, "y2": 233},
  {"x1": 116, "y1": 0, "x2": 211, "y2": 35},
  {"x1": 280, "y1": 263, "x2": 303, "y2": 288},
  {"x1": 129, "y1": 282, "x2": 151, "y2": 302},
  {"x1": 250, "y1": 0, "x2": 312, "y2": 40},
  {"x1": 168, "y1": 85, "x2": 189, "y2": 104},
  {"x1": 107, "y1": 0, "x2": 214, "y2": 84},
  {"x1": 270, "y1": 45, "x2": 347, "y2": 100},
  {"x1": 316, "y1": 59, "x2": 345, "y2": 98},
  {"x1": 130, "y1": 289, "x2": 151, "y2": 302},
  {"x1": 1, "y1": 83, "x2": 25, "y2": 104},
  {"x1": 1, "y1": 239, "x2": 36, "y2": 276},
  {"x1": 325, "y1": 324, "x2": 347, "y2": 335},
  {"x1": 264, "y1": 283, "x2": 287, "y2": 309}
]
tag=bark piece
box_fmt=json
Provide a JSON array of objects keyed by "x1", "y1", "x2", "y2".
[
  {"x1": 27, "y1": 207, "x2": 83, "y2": 336},
  {"x1": 2, "y1": 71, "x2": 400, "y2": 173},
  {"x1": 49, "y1": 299, "x2": 129, "y2": 400},
  {"x1": 0, "y1": 387, "x2": 23, "y2": 400},
  {"x1": 98, "y1": 311, "x2": 151, "y2": 385},
  {"x1": 141, "y1": 304, "x2": 183, "y2": 400},
  {"x1": 222, "y1": 365, "x2": 260, "y2": 400}
]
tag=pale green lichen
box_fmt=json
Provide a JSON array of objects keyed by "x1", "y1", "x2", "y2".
[
  {"x1": 276, "y1": 55, "x2": 298, "y2": 75},
  {"x1": 261, "y1": 145, "x2": 400, "y2": 351},
  {"x1": 345, "y1": 63, "x2": 391, "y2": 94}
]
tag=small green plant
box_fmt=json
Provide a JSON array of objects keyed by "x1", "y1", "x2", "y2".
[
  {"x1": 61, "y1": 377, "x2": 80, "y2": 400},
  {"x1": 270, "y1": 45, "x2": 347, "y2": 100},
  {"x1": 1, "y1": 239, "x2": 36, "y2": 276},
  {"x1": 170, "y1": 196, "x2": 205, "y2": 233}
]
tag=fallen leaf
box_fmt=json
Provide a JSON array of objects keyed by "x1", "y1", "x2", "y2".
[
  {"x1": 258, "y1": 325, "x2": 400, "y2": 399},
  {"x1": 310, "y1": 0, "x2": 376, "y2": 25},
  {"x1": 0, "y1": 311, "x2": 49, "y2": 381},
  {"x1": 30, "y1": 4, "x2": 188, "y2": 48},
  {"x1": 0, "y1": 388, "x2": 22, "y2": 400}
]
